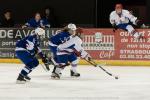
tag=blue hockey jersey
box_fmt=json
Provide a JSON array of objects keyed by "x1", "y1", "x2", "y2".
[
  {"x1": 25, "y1": 18, "x2": 50, "y2": 28},
  {"x1": 16, "y1": 34, "x2": 41, "y2": 55},
  {"x1": 49, "y1": 31, "x2": 71, "y2": 46}
]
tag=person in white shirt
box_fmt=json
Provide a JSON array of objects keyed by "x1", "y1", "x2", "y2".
[{"x1": 109, "y1": 3, "x2": 142, "y2": 39}]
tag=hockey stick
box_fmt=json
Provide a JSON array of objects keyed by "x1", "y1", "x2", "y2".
[
  {"x1": 85, "y1": 59, "x2": 119, "y2": 79},
  {"x1": 40, "y1": 63, "x2": 49, "y2": 72},
  {"x1": 40, "y1": 56, "x2": 54, "y2": 72}
]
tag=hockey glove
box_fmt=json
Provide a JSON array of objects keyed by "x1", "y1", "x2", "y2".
[
  {"x1": 112, "y1": 24, "x2": 118, "y2": 32},
  {"x1": 39, "y1": 52, "x2": 50, "y2": 71}
]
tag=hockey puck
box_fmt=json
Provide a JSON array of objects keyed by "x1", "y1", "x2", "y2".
[{"x1": 115, "y1": 76, "x2": 119, "y2": 79}]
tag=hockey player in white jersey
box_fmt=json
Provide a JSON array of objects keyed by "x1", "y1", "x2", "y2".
[
  {"x1": 49, "y1": 24, "x2": 82, "y2": 78},
  {"x1": 51, "y1": 35, "x2": 91, "y2": 79},
  {"x1": 109, "y1": 3, "x2": 142, "y2": 39}
]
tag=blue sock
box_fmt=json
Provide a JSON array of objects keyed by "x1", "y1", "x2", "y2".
[{"x1": 20, "y1": 66, "x2": 32, "y2": 76}]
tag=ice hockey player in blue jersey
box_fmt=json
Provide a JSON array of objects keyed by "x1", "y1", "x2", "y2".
[
  {"x1": 49, "y1": 24, "x2": 75, "y2": 62},
  {"x1": 15, "y1": 28, "x2": 49, "y2": 84},
  {"x1": 49, "y1": 24, "x2": 80, "y2": 78}
]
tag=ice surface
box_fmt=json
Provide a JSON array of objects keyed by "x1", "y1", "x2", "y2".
[{"x1": 0, "y1": 63, "x2": 150, "y2": 100}]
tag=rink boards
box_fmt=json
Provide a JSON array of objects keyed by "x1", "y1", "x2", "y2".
[
  {"x1": 1, "y1": 59, "x2": 150, "y2": 66},
  {"x1": 0, "y1": 28, "x2": 150, "y2": 66}
]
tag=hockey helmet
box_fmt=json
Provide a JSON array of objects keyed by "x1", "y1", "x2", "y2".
[
  {"x1": 35, "y1": 28, "x2": 45, "y2": 36},
  {"x1": 67, "y1": 23, "x2": 77, "y2": 31}
]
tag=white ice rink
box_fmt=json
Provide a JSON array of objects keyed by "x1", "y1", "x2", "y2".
[{"x1": 0, "y1": 63, "x2": 150, "y2": 100}]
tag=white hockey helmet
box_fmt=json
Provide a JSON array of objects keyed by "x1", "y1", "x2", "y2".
[
  {"x1": 67, "y1": 23, "x2": 77, "y2": 31},
  {"x1": 35, "y1": 28, "x2": 45, "y2": 36}
]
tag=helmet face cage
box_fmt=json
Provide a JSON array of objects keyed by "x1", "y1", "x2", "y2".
[
  {"x1": 68, "y1": 29, "x2": 76, "y2": 36},
  {"x1": 35, "y1": 28, "x2": 45, "y2": 36},
  {"x1": 63, "y1": 23, "x2": 77, "y2": 36}
]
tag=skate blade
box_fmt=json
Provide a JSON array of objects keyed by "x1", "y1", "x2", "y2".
[
  {"x1": 71, "y1": 76, "x2": 80, "y2": 78},
  {"x1": 24, "y1": 79, "x2": 30, "y2": 82},
  {"x1": 51, "y1": 76, "x2": 60, "y2": 80},
  {"x1": 16, "y1": 80, "x2": 26, "y2": 84}
]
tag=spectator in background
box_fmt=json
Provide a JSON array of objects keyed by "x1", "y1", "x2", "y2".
[
  {"x1": 22, "y1": 12, "x2": 50, "y2": 28},
  {"x1": 0, "y1": 10, "x2": 15, "y2": 27},
  {"x1": 43, "y1": 7, "x2": 58, "y2": 28}
]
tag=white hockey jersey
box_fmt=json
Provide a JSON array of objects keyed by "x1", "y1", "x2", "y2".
[
  {"x1": 109, "y1": 9, "x2": 137, "y2": 25},
  {"x1": 57, "y1": 36, "x2": 88, "y2": 58}
]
